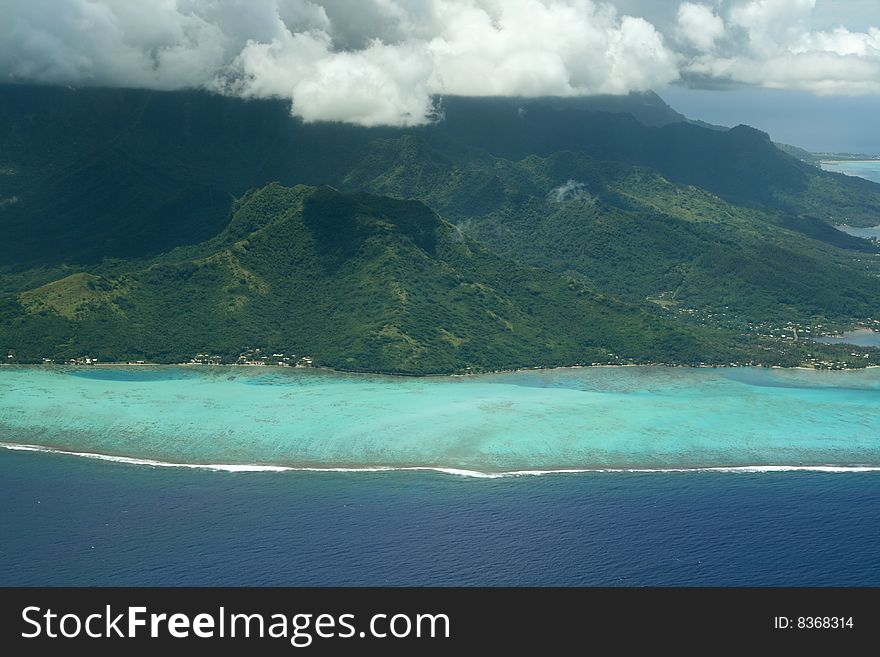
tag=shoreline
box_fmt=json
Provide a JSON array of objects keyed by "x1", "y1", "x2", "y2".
[
  {"x1": 820, "y1": 159, "x2": 880, "y2": 164},
  {"x1": 7, "y1": 325, "x2": 879, "y2": 377},
  {"x1": 2, "y1": 359, "x2": 880, "y2": 378}
]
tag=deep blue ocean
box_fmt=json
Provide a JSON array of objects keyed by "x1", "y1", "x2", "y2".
[{"x1": 2, "y1": 450, "x2": 878, "y2": 586}]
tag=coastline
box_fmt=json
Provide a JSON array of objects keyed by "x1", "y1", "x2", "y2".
[
  {"x1": 7, "y1": 325, "x2": 880, "y2": 377},
  {"x1": 2, "y1": 358, "x2": 880, "y2": 378},
  {"x1": 820, "y1": 159, "x2": 880, "y2": 164}
]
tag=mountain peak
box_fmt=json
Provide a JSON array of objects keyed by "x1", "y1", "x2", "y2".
[{"x1": 729, "y1": 124, "x2": 772, "y2": 141}]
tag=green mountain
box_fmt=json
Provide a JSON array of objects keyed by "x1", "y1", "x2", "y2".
[
  {"x1": 2, "y1": 85, "x2": 879, "y2": 372},
  {"x1": 1, "y1": 184, "x2": 735, "y2": 373},
  {"x1": 2, "y1": 85, "x2": 879, "y2": 266},
  {"x1": 775, "y1": 143, "x2": 822, "y2": 166},
  {"x1": 345, "y1": 142, "x2": 880, "y2": 324}
]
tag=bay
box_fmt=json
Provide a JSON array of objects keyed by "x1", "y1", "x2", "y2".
[
  {"x1": 814, "y1": 329, "x2": 880, "y2": 348},
  {"x1": 820, "y1": 159, "x2": 880, "y2": 184}
]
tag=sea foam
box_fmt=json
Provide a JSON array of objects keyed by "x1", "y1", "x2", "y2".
[{"x1": 3, "y1": 442, "x2": 879, "y2": 477}]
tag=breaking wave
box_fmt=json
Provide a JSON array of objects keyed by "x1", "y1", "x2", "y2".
[{"x1": 2, "y1": 442, "x2": 879, "y2": 477}]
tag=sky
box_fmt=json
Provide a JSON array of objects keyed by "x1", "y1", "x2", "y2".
[
  {"x1": 658, "y1": 0, "x2": 880, "y2": 152},
  {"x1": 0, "y1": 0, "x2": 877, "y2": 149},
  {"x1": 660, "y1": 85, "x2": 880, "y2": 153}
]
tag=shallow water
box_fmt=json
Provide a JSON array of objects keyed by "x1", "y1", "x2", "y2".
[
  {"x1": 1, "y1": 365, "x2": 879, "y2": 472},
  {"x1": 814, "y1": 329, "x2": 880, "y2": 348},
  {"x1": 820, "y1": 160, "x2": 880, "y2": 184},
  {"x1": 835, "y1": 225, "x2": 880, "y2": 240}
]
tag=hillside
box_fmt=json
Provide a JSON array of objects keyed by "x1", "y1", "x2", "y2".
[
  {"x1": 344, "y1": 141, "x2": 880, "y2": 324},
  {"x1": 2, "y1": 85, "x2": 879, "y2": 372},
  {"x1": 1, "y1": 184, "x2": 737, "y2": 374},
  {"x1": 3, "y1": 85, "x2": 880, "y2": 267}
]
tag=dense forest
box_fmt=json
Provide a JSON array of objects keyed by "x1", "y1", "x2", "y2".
[
  {"x1": 2, "y1": 184, "x2": 753, "y2": 373},
  {"x1": 1, "y1": 86, "x2": 879, "y2": 373}
]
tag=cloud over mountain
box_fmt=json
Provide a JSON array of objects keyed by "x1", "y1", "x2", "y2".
[{"x1": 0, "y1": 0, "x2": 878, "y2": 126}]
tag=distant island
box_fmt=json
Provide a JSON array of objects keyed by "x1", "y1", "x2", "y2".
[
  {"x1": 816, "y1": 153, "x2": 880, "y2": 162},
  {"x1": 774, "y1": 143, "x2": 880, "y2": 166}
]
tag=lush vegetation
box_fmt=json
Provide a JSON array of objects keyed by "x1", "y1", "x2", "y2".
[
  {"x1": 3, "y1": 86, "x2": 880, "y2": 266},
  {"x1": 2, "y1": 85, "x2": 879, "y2": 373},
  {"x1": 345, "y1": 144, "x2": 880, "y2": 325},
  {"x1": 1, "y1": 184, "x2": 755, "y2": 373}
]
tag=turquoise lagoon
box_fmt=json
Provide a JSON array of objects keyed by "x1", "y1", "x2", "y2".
[{"x1": 1, "y1": 366, "x2": 879, "y2": 474}]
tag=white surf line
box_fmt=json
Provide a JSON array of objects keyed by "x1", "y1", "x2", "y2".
[{"x1": 2, "y1": 442, "x2": 880, "y2": 476}]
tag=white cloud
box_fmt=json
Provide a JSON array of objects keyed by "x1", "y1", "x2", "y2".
[
  {"x1": 0, "y1": 0, "x2": 878, "y2": 125},
  {"x1": 796, "y1": 25, "x2": 880, "y2": 57},
  {"x1": 0, "y1": 0, "x2": 681, "y2": 124},
  {"x1": 547, "y1": 180, "x2": 596, "y2": 204},
  {"x1": 218, "y1": 0, "x2": 681, "y2": 120},
  {"x1": 682, "y1": 0, "x2": 880, "y2": 94},
  {"x1": 0, "y1": 0, "x2": 229, "y2": 89},
  {"x1": 424, "y1": 1, "x2": 678, "y2": 97},
  {"x1": 677, "y1": 3, "x2": 726, "y2": 52},
  {"x1": 729, "y1": 0, "x2": 815, "y2": 55},
  {"x1": 286, "y1": 40, "x2": 436, "y2": 126}
]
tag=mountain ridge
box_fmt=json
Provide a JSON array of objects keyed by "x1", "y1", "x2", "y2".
[
  {"x1": 3, "y1": 84, "x2": 879, "y2": 267},
  {"x1": 3, "y1": 184, "x2": 739, "y2": 373},
  {"x1": 2, "y1": 85, "x2": 879, "y2": 373}
]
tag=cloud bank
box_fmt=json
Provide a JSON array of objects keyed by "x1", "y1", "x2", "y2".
[
  {"x1": 0, "y1": 0, "x2": 878, "y2": 126},
  {"x1": 678, "y1": 0, "x2": 880, "y2": 95}
]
